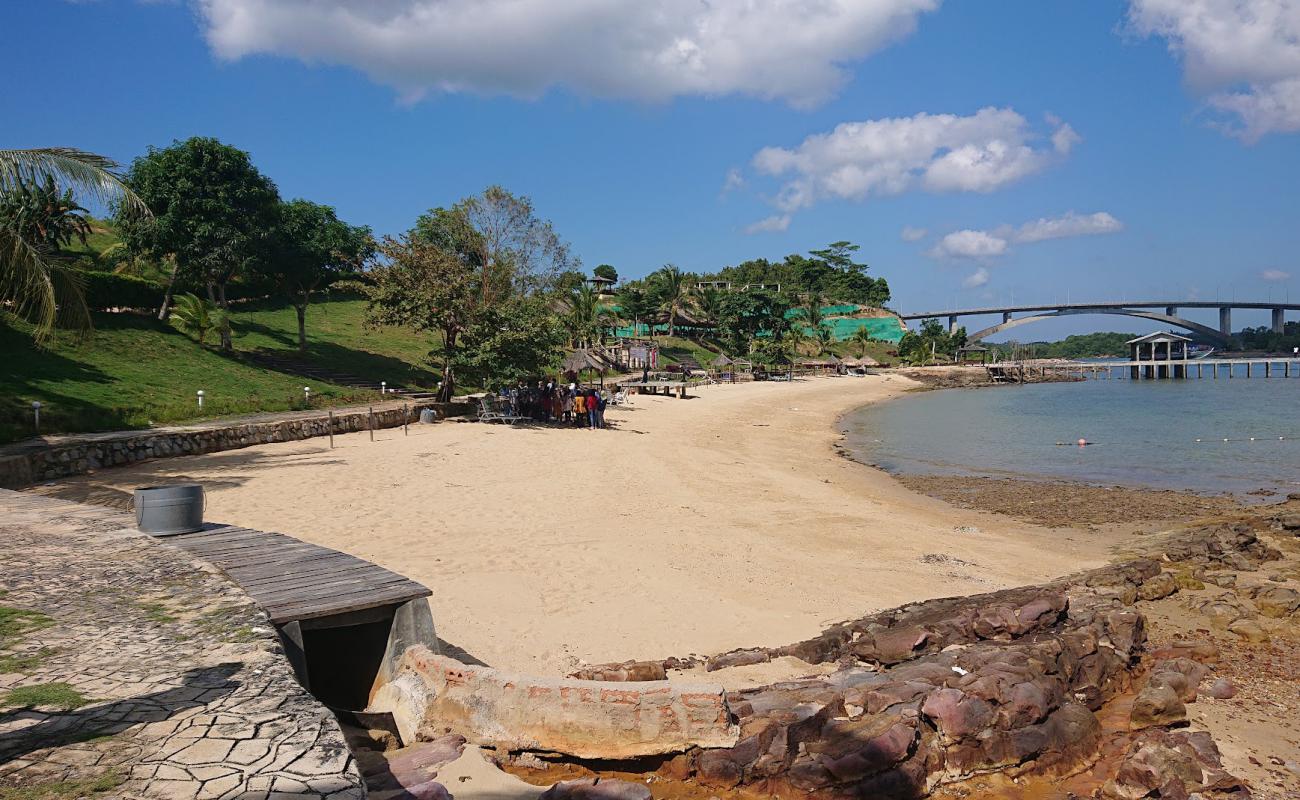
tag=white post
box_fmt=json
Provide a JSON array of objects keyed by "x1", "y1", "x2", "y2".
[
  {"x1": 31, "y1": 401, "x2": 41, "y2": 434},
  {"x1": 303, "y1": 386, "x2": 311, "y2": 405},
  {"x1": 196, "y1": 390, "x2": 204, "y2": 409},
  {"x1": 381, "y1": 381, "x2": 387, "y2": 395}
]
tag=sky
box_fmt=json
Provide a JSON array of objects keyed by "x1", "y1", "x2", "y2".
[{"x1": 6, "y1": 0, "x2": 1300, "y2": 339}]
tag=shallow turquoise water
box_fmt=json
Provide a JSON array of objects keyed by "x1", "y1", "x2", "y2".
[{"x1": 840, "y1": 373, "x2": 1300, "y2": 497}]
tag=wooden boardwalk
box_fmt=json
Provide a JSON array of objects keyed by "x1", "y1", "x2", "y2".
[{"x1": 168, "y1": 525, "x2": 430, "y2": 625}]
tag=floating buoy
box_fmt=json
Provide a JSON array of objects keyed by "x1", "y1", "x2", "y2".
[
  {"x1": 1250, "y1": 437, "x2": 1256, "y2": 441},
  {"x1": 1223, "y1": 438, "x2": 1230, "y2": 442},
  {"x1": 1194, "y1": 438, "x2": 1202, "y2": 442},
  {"x1": 1077, "y1": 438, "x2": 1088, "y2": 447}
]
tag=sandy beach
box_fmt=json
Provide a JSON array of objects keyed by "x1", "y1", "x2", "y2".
[{"x1": 36, "y1": 375, "x2": 1124, "y2": 675}]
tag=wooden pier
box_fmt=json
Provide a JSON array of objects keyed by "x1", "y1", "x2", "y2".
[
  {"x1": 167, "y1": 525, "x2": 430, "y2": 625},
  {"x1": 988, "y1": 358, "x2": 1300, "y2": 382}
]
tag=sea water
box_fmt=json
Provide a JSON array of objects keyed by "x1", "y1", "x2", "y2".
[{"x1": 840, "y1": 372, "x2": 1300, "y2": 498}]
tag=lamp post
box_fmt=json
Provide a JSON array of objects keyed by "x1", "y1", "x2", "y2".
[
  {"x1": 381, "y1": 381, "x2": 387, "y2": 395},
  {"x1": 196, "y1": 390, "x2": 204, "y2": 410},
  {"x1": 32, "y1": 401, "x2": 41, "y2": 434},
  {"x1": 303, "y1": 386, "x2": 311, "y2": 406}
]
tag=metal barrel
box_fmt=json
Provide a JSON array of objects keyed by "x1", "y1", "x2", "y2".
[{"x1": 134, "y1": 484, "x2": 205, "y2": 536}]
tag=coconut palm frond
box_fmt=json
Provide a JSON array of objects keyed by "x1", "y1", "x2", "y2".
[
  {"x1": 0, "y1": 147, "x2": 147, "y2": 216},
  {"x1": 0, "y1": 223, "x2": 90, "y2": 340}
]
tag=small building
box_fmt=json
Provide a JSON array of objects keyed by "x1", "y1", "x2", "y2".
[
  {"x1": 955, "y1": 345, "x2": 990, "y2": 365},
  {"x1": 1128, "y1": 332, "x2": 1191, "y2": 379},
  {"x1": 587, "y1": 275, "x2": 616, "y2": 295}
]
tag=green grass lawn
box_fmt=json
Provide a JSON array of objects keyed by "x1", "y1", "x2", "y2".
[
  {"x1": 0, "y1": 296, "x2": 440, "y2": 443},
  {"x1": 230, "y1": 295, "x2": 440, "y2": 387}
]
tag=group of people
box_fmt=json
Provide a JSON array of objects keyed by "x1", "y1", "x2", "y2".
[{"x1": 497, "y1": 378, "x2": 623, "y2": 429}]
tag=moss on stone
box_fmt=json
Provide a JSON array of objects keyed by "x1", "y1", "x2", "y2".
[
  {"x1": 0, "y1": 682, "x2": 91, "y2": 711},
  {"x1": 0, "y1": 769, "x2": 124, "y2": 800},
  {"x1": 0, "y1": 607, "x2": 54, "y2": 645}
]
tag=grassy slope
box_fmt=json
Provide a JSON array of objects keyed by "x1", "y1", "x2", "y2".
[{"x1": 0, "y1": 297, "x2": 439, "y2": 443}]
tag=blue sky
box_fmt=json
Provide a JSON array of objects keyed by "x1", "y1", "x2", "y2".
[{"x1": 7, "y1": 0, "x2": 1300, "y2": 338}]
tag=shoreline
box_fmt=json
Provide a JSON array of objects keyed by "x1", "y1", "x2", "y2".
[{"x1": 28, "y1": 374, "x2": 1126, "y2": 676}]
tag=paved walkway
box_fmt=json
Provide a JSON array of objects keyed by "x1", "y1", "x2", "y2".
[{"x1": 0, "y1": 490, "x2": 365, "y2": 800}]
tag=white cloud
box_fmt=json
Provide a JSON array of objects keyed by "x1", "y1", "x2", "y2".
[
  {"x1": 751, "y1": 107, "x2": 1074, "y2": 216},
  {"x1": 927, "y1": 230, "x2": 1009, "y2": 259},
  {"x1": 1261, "y1": 268, "x2": 1292, "y2": 281},
  {"x1": 1051, "y1": 122, "x2": 1081, "y2": 154},
  {"x1": 195, "y1": 0, "x2": 940, "y2": 106},
  {"x1": 962, "y1": 267, "x2": 990, "y2": 288},
  {"x1": 1128, "y1": 0, "x2": 1300, "y2": 142},
  {"x1": 744, "y1": 214, "x2": 791, "y2": 234},
  {"x1": 1013, "y1": 211, "x2": 1123, "y2": 243},
  {"x1": 721, "y1": 167, "x2": 745, "y2": 194},
  {"x1": 928, "y1": 210, "x2": 1123, "y2": 260},
  {"x1": 900, "y1": 225, "x2": 928, "y2": 242}
]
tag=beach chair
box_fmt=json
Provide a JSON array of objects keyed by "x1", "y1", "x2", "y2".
[{"x1": 483, "y1": 395, "x2": 528, "y2": 425}]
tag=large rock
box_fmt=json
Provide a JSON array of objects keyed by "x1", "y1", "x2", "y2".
[
  {"x1": 1130, "y1": 684, "x2": 1186, "y2": 730},
  {"x1": 1248, "y1": 585, "x2": 1300, "y2": 618},
  {"x1": 371, "y1": 648, "x2": 738, "y2": 760},
  {"x1": 1101, "y1": 730, "x2": 1247, "y2": 800},
  {"x1": 1137, "y1": 572, "x2": 1179, "y2": 601}
]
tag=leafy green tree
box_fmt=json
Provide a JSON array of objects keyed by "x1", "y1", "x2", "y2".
[
  {"x1": 898, "y1": 318, "x2": 964, "y2": 365},
  {"x1": 454, "y1": 297, "x2": 566, "y2": 388},
  {"x1": 0, "y1": 175, "x2": 92, "y2": 254},
  {"x1": 593, "y1": 264, "x2": 618, "y2": 283},
  {"x1": 365, "y1": 189, "x2": 575, "y2": 401},
  {"x1": 614, "y1": 284, "x2": 654, "y2": 338},
  {"x1": 366, "y1": 212, "x2": 482, "y2": 402},
  {"x1": 268, "y1": 199, "x2": 374, "y2": 352},
  {"x1": 1, "y1": 147, "x2": 146, "y2": 340},
  {"x1": 117, "y1": 137, "x2": 279, "y2": 347},
  {"x1": 651, "y1": 264, "x2": 689, "y2": 337},
  {"x1": 716, "y1": 289, "x2": 790, "y2": 355}
]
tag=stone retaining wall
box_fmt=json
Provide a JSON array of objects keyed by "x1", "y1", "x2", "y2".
[{"x1": 0, "y1": 401, "x2": 473, "y2": 489}]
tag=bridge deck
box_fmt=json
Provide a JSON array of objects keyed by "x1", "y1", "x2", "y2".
[{"x1": 167, "y1": 525, "x2": 430, "y2": 624}]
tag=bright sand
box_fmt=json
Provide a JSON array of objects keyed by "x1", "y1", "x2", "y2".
[{"x1": 45, "y1": 375, "x2": 1119, "y2": 675}]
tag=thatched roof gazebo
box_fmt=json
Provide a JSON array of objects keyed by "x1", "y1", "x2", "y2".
[{"x1": 561, "y1": 349, "x2": 615, "y2": 383}]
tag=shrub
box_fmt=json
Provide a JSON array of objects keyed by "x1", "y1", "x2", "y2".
[{"x1": 78, "y1": 270, "x2": 163, "y2": 312}]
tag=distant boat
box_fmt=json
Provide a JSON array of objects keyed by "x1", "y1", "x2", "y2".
[{"x1": 1189, "y1": 345, "x2": 1216, "y2": 359}]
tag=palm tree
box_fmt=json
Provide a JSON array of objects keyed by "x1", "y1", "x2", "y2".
[
  {"x1": 614, "y1": 285, "x2": 653, "y2": 339},
  {"x1": 1, "y1": 148, "x2": 147, "y2": 339},
  {"x1": 563, "y1": 284, "x2": 610, "y2": 348},
  {"x1": 815, "y1": 324, "x2": 834, "y2": 355},
  {"x1": 691, "y1": 286, "x2": 722, "y2": 336},
  {"x1": 850, "y1": 326, "x2": 874, "y2": 357},
  {"x1": 652, "y1": 264, "x2": 688, "y2": 337},
  {"x1": 784, "y1": 325, "x2": 811, "y2": 357},
  {"x1": 169, "y1": 292, "x2": 225, "y2": 346}
]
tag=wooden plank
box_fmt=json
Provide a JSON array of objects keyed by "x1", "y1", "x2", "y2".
[
  {"x1": 233, "y1": 563, "x2": 393, "y2": 593},
  {"x1": 265, "y1": 586, "x2": 429, "y2": 623},
  {"x1": 247, "y1": 571, "x2": 421, "y2": 600},
  {"x1": 218, "y1": 549, "x2": 360, "y2": 574},
  {"x1": 262, "y1": 579, "x2": 430, "y2": 612}
]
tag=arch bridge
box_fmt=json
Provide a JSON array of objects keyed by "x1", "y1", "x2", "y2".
[{"x1": 898, "y1": 301, "x2": 1298, "y2": 345}]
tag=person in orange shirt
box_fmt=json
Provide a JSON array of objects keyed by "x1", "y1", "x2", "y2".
[{"x1": 572, "y1": 391, "x2": 586, "y2": 427}]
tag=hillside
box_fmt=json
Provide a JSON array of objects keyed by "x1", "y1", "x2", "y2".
[{"x1": 0, "y1": 298, "x2": 438, "y2": 444}]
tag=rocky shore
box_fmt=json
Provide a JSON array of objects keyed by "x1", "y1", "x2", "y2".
[{"x1": 360, "y1": 504, "x2": 1300, "y2": 800}]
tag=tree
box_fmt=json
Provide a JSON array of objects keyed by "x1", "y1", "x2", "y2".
[
  {"x1": 454, "y1": 185, "x2": 575, "y2": 303},
  {"x1": 366, "y1": 212, "x2": 482, "y2": 402},
  {"x1": 692, "y1": 286, "x2": 723, "y2": 333},
  {"x1": 716, "y1": 289, "x2": 790, "y2": 355},
  {"x1": 0, "y1": 175, "x2": 92, "y2": 253},
  {"x1": 117, "y1": 137, "x2": 279, "y2": 347},
  {"x1": 365, "y1": 190, "x2": 575, "y2": 401},
  {"x1": 562, "y1": 284, "x2": 611, "y2": 348},
  {"x1": 850, "y1": 326, "x2": 875, "y2": 357},
  {"x1": 454, "y1": 297, "x2": 566, "y2": 389},
  {"x1": 169, "y1": 292, "x2": 226, "y2": 347},
  {"x1": 898, "y1": 317, "x2": 963, "y2": 365},
  {"x1": 1, "y1": 147, "x2": 146, "y2": 340},
  {"x1": 815, "y1": 324, "x2": 834, "y2": 355},
  {"x1": 651, "y1": 264, "x2": 689, "y2": 337},
  {"x1": 269, "y1": 199, "x2": 374, "y2": 352},
  {"x1": 614, "y1": 284, "x2": 654, "y2": 338},
  {"x1": 593, "y1": 264, "x2": 618, "y2": 284}
]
